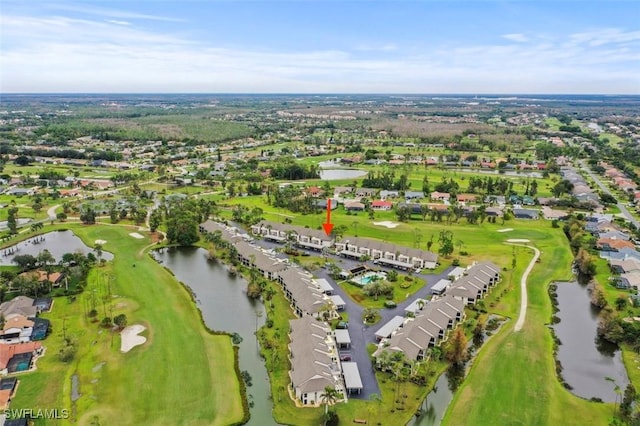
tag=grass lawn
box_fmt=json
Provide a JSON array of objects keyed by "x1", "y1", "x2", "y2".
[
  {"x1": 338, "y1": 275, "x2": 425, "y2": 309},
  {"x1": 443, "y1": 232, "x2": 613, "y2": 425},
  {"x1": 8, "y1": 223, "x2": 244, "y2": 426}
]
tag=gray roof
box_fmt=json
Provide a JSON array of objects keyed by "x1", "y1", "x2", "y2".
[
  {"x1": 339, "y1": 236, "x2": 438, "y2": 263},
  {"x1": 621, "y1": 271, "x2": 640, "y2": 288},
  {"x1": 253, "y1": 220, "x2": 333, "y2": 242},
  {"x1": 609, "y1": 258, "x2": 640, "y2": 273},
  {"x1": 405, "y1": 298, "x2": 428, "y2": 315},
  {"x1": 279, "y1": 268, "x2": 329, "y2": 315},
  {"x1": 341, "y1": 362, "x2": 363, "y2": 390},
  {"x1": 598, "y1": 231, "x2": 630, "y2": 241},
  {"x1": 355, "y1": 188, "x2": 377, "y2": 196},
  {"x1": 199, "y1": 220, "x2": 243, "y2": 243},
  {"x1": 383, "y1": 295, "x2": 465, "y2": 360},
  {"x1": 334, "y1": 329, "x2": 351, "y2": 345},
  {"x1": 432, "y1": 279, "x2": 451, "y2": 293},
  {"x1": 447, "y1": 262, "x2": 499, "y2": 299},
  {"x1": 513, "y1": 208, "x2": 539, "y2": 219},
  {"x1": 235, "y1": 241, "x2": 288, "y2": 273},
  {"x1": 315, "y1": 278, "x2": 334, "y2": 293},
  {"x1": 288, "y1": 317, "x2": 339, "y2": 394},
  {"x1": 600, "y1": 248, "x2": 640, "y2": 262},
  {"x1": 375, "y1": 315, "x2": 405, "y2": 339},
  {"x1": 329, "y1": 295, "x2": 345, "y2": 307},
  {"x1": 0, "y1": 296, "x2": 37, "y2": 318}
]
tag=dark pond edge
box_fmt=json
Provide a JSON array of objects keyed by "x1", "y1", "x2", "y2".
[
  {"x1": 547, "y1": 283, "x2": 575, "y2": 394},
  {"x1": 547, "y1": 281, "x2": 617, "y2": 403},
  {"x1": 412, "y1": 313, "x2": 509, "y2": 425},
  {"x1": 149, "y1": 251, "x2": 251, "y2": 425}
]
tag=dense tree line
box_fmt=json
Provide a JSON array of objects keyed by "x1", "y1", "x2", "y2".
[
  {"x1": 271, "y1": 186, "x2": 319, "y2": 214},
  {"x1": 161, "y1": 198, "x2": 217, "y2": 246},
  {"x1": 269, "y1": 162, "x2": 319, "y2": 180},
  {"x1": 361, "y1": 170, "x2": 410, "y2": 191},
  {"x1": 16, "y1": 147, "x2": 123, "y2": 161}
]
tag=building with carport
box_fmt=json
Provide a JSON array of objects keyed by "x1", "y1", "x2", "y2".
[
  {"x1": 330, "y1": 295, "x2": 346, "y2": 311},
  {"x1": 341, "y1": 362, "x2": 363, "y2": 395},
  {"x1": 431, "y1": 279, "x2": 451, "y2": 295},
  {"x1": 374, "y1": 315, "x2": 405, "y2": 341},
  {"x1": 335, "y1": 329, "x2": 351, "y2": 349}
]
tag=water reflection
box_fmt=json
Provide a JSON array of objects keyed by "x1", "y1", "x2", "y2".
[
  {"x1": 153, "y1": 247, "x2": 278, "y2": 426},
  {"x1": 553, "y1": 281, "x2": 629, "y2": 402},
  {"x1": 0, "y1": 230, "x2": 113, "y2": 265}
]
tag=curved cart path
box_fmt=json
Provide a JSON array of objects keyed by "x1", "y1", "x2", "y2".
[{"x1": 505, "y1": 243, "x2": 541, "y2": 332}]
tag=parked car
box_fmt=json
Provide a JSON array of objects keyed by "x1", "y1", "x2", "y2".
[
  {"x1": 336, "y1": 321, "x2": 349, "y2": 329},
  {"x1": 340, "y1": 354, "x2": 352, "y2": 361}
]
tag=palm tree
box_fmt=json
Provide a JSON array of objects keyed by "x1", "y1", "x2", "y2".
[
  {"x1": 320, "y1": 386, "x2": 341, "y2": 423},
  {"x1": 94, "y1": 244, "x2": 103, "y2": 264}
]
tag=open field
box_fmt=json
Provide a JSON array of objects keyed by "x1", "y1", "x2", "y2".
[
  {"x1": 6, "y1": 224, "x2": 244, "y2": 426},
  {"x1": 443, "y1": 232, "x2": 613, "y2": 425}
]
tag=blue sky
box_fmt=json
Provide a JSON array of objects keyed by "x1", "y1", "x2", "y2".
[{"x1": 1, "y1": 1, "x2": 639, "y2": 93}]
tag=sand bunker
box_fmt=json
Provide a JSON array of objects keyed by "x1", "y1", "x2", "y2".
[
  {"x1": 497, "y1": 228, "x2": 513, "y2": 233},
  {"x1": 373, "y1": 221, "x2": 399, "y2": 229},
  {"x1": 95, "y1": 239, "x2": 107, "y2": 245},
  {"x1": 120, "y1": 324, "x2": 147, "y2": 353},
  {"x1": 506, "y1": 239, "x2": 531, "y2": 243},
  {"x1": 129, "y1": 232, "x2": 144, "y2": 239}
]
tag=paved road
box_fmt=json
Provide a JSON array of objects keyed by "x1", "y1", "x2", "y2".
[
  {"x1": 579, "y1": 160, "x2": 640, "y2": 228},
  {"x1": 246, "y1": 232, "x2": 454, "y2": 400}
]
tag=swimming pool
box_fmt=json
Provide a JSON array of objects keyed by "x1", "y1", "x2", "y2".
[{"x1": 351, "y1": 271, "x2": 387, "y2": 286}]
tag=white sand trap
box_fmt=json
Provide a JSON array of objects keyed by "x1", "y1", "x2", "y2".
[
  {"x1": 120, "y1": 324, "x2": 147, "y2": 353},
  {"x1": 497, "y1": 228, "x2": 514, "y2": 233},
  {"x1": 373, "y1": 221, "x2": 400, "y2": 229},
  {"x1": 506, "y1": 239, "x2": 531, "y2": 243},
  {"x1": 129, "y1": 232, "x2": 144, "y2": 239},
  {"x1": 95, "y1": 239, "x2": 107, "y2": 245}
]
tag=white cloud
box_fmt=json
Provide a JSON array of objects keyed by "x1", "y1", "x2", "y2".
[
  {"x1": 502, "y1": 33, "x2": 529, "y2": 43},
  {"x1": 0, "y1": 13, "x2": 638, "y2": 94},
  {"x1": 568, "y1": 28, "x2": 640, "y2": 47},
  {"x1": 45, "y1": 3, "x2": 186, "y2": 22},
  {"x1": 105, "y1": 20, "x2": 131, "y2": 26}
]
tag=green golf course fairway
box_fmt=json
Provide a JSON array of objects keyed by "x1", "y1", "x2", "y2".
[
  {"x1": 443, "y1": 234, "x2": 612, "y2": 425},
  {"x1": 7, "y1": 224, "x2": 245, "y2": 426}
]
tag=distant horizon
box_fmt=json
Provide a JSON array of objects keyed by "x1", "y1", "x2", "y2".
[
  {"x1": 3, "y1": 92, "x2": 639, "y2": 97},
  {"x1": 2, "y1": 1, "x2": 638, "y2": 94}
]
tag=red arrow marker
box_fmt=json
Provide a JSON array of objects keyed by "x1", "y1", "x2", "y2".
[{"x1": 322, "y1": 199, "x2": 334, "y2": 236}]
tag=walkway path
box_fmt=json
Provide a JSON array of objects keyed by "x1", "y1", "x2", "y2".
[
  {"x1": 506, "y1": 243, "x2": 540, "y2": 332},
  {"x1": 47, "y1": 204, "x2": 61, "y2": 220}
]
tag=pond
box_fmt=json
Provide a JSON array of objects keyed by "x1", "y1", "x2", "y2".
[
  {"x1": 320, "y1": 169, "x2": 368, "y2": 181},
  {"x1": 553, "y1": 281, "x2": 629, "y2": 402},
  {"x1": 408, "y1": 370, "x2": 453, "y2": 426},
  {"x1": 452, "y1": 168, "x2": 543, "y2": 178},
  {"x1": 0, "y1": 230, "x2": 113, "y2": 266},
  {"x1": 152, "y1": 247, "x2": 277, "y2": 426},
  {"x1": 318, "y1": 160, "x2": 368, "y2": 181}
]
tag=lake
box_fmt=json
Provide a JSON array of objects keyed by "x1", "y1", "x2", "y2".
[
  {"x1": 553, "y1": 281, "x2": 629, "y2": 401},
  {"x1": 0, "y1": 230, "x2": 113, "y2": 265},
  {"x1": 318, "y1": 159, "x2": 368, "y2": 180},
  {"x1": 152, "y1": 247, "x2": 277, "y2": 425}
]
